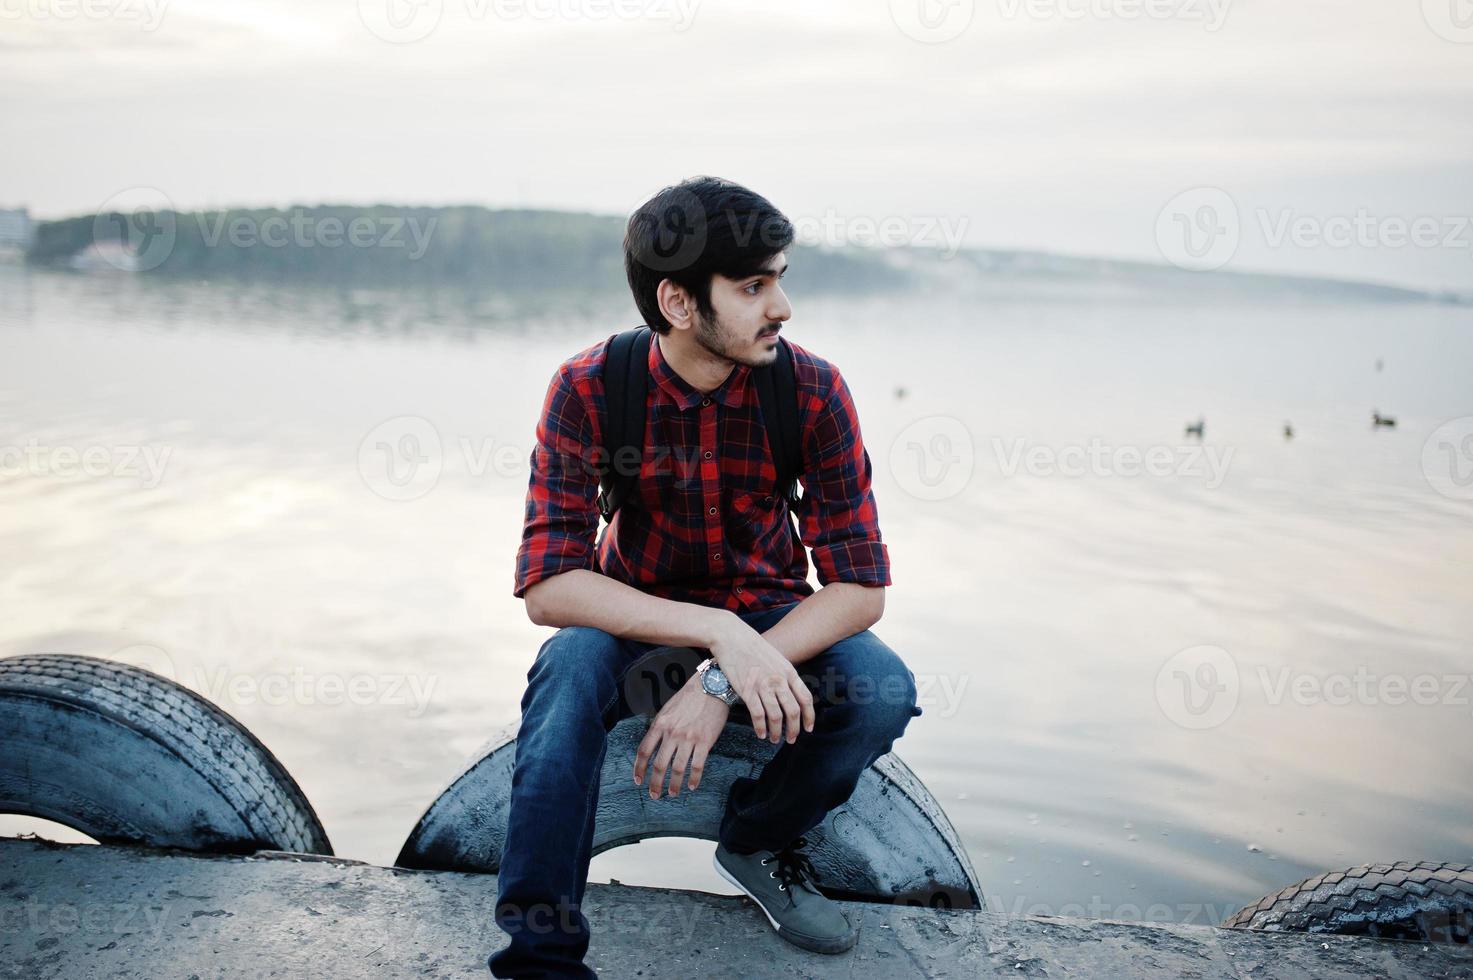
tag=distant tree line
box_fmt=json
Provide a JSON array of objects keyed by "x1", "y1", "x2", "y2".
[{"x1": 25, "y1": 205, "x2": 908, "y2": 294}]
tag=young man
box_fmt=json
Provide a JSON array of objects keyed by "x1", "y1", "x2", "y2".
[{"x1": 489, "y1": 177, "x2": 920, "y2": 979}]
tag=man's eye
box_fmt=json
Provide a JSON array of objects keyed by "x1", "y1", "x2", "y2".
[{"x1": 745, "y1": 282, "x2": 762, "y2": 294}]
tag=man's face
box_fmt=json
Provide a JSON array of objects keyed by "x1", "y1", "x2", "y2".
[{"x1": 690, "y1": 252, "x2": 792, "y2": 368}]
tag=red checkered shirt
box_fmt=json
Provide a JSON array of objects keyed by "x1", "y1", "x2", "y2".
[{"x1": 513, "y1": 330, "x2": 892, "y2": 612}]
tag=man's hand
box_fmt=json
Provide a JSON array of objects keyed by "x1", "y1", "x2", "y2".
[
  {"x1": 709, "y1": 618, "x2": 815, "y2": 745},
  {"x1": 633, "y1": 676, "x2": 731, "y2": 799}
]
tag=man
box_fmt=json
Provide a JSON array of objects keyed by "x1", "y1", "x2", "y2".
[{"x1": 489, "y1": 177, "x2": 920, "y2": 979}]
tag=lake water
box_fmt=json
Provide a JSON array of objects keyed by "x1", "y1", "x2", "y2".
[{"x1": 2, "y1": 264, "x2": 1471, "y2": 926}]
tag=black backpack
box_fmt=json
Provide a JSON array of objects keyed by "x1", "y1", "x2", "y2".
[{"x1": 595, "y1": 324, "x2": 804, "y2": 524}]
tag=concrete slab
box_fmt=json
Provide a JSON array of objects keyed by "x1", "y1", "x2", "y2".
[{"x1": 1, "y1": 838, "x2": 1470, "y2": 979}]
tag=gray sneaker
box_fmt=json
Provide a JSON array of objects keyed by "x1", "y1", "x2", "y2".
[{"x1": 713, "y1": 837, "x2": 859, "y2": 954}]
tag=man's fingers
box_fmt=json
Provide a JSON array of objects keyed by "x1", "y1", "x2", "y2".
[
  {"x1": 747, "y1": 692, "x2": 770, "y2": 740},
  {"x1": 632, "y1": 727, "x2": 661, "y2": 784},
  {"x1": 688, "y1": 744, "x2": 710, "y2": 792},
  {"x1": 759, "y1": 689, "x2": 784, "y2": 743},
  {"x1": 666, "y1": 742, "x2": 694, "y2": 797},
  {"x1": 791, "y1": 676, "x2": 816, "y2": 733},
  {"x1": 777, "y1": 686, "x2": 801, "y2": 742},
  {"x1": 647, "y1": 739, "x2": 677, "y2": 800}
]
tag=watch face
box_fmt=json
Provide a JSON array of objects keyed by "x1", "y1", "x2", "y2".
[{"x1": 703, "y1": 666, "x2": 730, "y2": 695}]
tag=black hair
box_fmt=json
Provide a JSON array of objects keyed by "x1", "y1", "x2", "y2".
[{"x1": 623, "y1": 176, "x2": 794, "y2": 335}]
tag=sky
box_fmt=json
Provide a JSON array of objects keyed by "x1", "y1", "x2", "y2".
[{"x1": 2, "y1": 0, "x2": 1471, "y2": 291}]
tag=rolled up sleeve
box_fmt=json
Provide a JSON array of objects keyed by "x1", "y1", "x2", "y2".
[
  {"x1": 798, "y1": 366, "x2": 892, "y2": 588},
  {"x1": 513, "y1": 365, "x2": 600, "y2": 599}
]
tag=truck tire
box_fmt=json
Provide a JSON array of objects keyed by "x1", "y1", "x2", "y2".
[
  {"x1": 396, "y1": 716, "x2": 981, "y2": 907},
  {"x1": 0, "y1": 653, "x2": 331, "y2": 855},
  {"x1": 1225, "y1": 861, "x2": 1473, "y2": 943}
]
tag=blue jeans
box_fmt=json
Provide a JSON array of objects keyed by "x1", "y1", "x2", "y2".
[{"x1": 487, "y1": 599, "x2": 922, "y2": 979}]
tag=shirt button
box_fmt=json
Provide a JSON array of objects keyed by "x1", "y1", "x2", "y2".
[
  {"x1": 712, "y1": 553, "x2": 721, "y2": 561},
  {"x1": 708, "y1": 506, "x2": 717, "y2": 515},
  {"x1": 703, "y1": 451, "x2": 713, "y2": 459},
  {"x1": 735, "y1": 586, "x2": 744, "y2": 594},
  {"x1": 701, "y1": 397, "x2": 710, "y2": 406},
  {"x1": 763, "y1": 495, "x2": 773, "y2": 504}
]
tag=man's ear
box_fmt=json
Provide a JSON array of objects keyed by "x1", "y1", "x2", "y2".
[{"x1": 657, "y1": 278, "x2": 696, "y2": 331}]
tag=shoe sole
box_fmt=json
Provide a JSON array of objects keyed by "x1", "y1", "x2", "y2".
[{"x1": 712, "y1": 852, "x2": 858, "y2": 955}]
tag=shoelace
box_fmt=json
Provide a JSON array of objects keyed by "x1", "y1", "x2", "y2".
[{"x1": 761, "y1": 835, "x2": 821, "y2": 897}]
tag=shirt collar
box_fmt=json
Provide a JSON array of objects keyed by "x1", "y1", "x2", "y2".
[{"x1": 649, "y1": 331, "x2": 751, "y2": 411}]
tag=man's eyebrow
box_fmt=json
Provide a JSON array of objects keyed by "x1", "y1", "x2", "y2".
[{"x1": 749, "y1": 262, "x2": 788, "y2": 279}]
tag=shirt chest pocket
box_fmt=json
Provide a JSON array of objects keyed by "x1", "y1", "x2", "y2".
[{"x1": 725, "y1": 486, "x2": 791, "y2": 560}]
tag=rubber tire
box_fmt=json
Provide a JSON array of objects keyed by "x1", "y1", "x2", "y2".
[
  {"x1": 395, "y1": 716, "x2": 982, "y2": 908},
  {"x1": 0, "y1": 653, "x2": 331, "y2": 855},
  {"x1": 1224, "y1": 861, "x2": 1473, "y2": 943}
]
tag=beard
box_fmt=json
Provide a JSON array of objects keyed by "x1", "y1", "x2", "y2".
[{"x1": 692, "y1": 307, "x2": 782, "y2": 368}]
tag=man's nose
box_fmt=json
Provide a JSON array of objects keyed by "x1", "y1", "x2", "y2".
[{"x1": 767, "y1": 286, "x2": 792, "y2": 323}]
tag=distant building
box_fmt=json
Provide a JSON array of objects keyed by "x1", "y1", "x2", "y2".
[
  {"x1": 68, "y1": 240, "x2": 143, "y2": 273},
  {"x1": 0, "y1": 208, "x2": 33, "y2": 250}
]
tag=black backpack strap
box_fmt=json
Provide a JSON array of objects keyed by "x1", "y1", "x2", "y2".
[
  {"x1": 753, "y1": 337, "x2": 805, "y2": 509},
  {"x1": 596, "y1": 326, "x2": 653, "y2": 524}
]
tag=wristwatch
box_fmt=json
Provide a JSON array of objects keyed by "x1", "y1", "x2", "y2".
[{"x1": 697, "y1": 657, "x2": 741, "y2": 706}]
